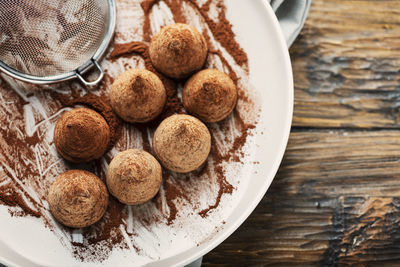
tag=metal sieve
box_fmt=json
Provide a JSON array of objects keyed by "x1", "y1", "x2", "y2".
[{"x1": 0, "y1": 0, "x2": 116, "y2": 86}]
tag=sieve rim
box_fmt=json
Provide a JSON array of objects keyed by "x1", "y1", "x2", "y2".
[{"x1": 0, "y1": 0, "x2": 116, "y2": 85}]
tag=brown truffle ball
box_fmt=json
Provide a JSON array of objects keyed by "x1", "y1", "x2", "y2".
[
  {"x1": 183, "y1": 69, "x2": 238, "y2": 123},
  {"x1": 106, "y1": 149, "x2": 162, "y2": 205},
  {"x1": 153, "y1": 114, "x2": 211, "y2": 173},
  {"x1": 48, "y1": 170, "x2": 109, "y2": 228},
  {"x1": 149, "y1": 23, "x2": 208, "y2": 79},
  {"x1": 110, "y1": 69, "x2": 166, "y2": 123},
  {"x1": 54, "y1": 108, "x2": 110, "y2": 163}
]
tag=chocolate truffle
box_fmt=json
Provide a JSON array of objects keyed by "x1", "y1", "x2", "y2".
[
  {"x1": 149, "y1": 23, "x2": 208, "y2": 79},
  {"x1": 106, "y1": 149, "x2": 162, "y2": 205},
  {"x1": 54, "y1": 108, "x2": 110, "y2": 163},
  {"x1": 48, "y1": 170, "x2": 109, "y2": 228},
  {"x1": 153, "y1": 114, "x2": 211, "y2": 173},
  {"x1": 110, "y1": 69, "x2": 166, "y2": 123},
  {"x1": 183, "y1": 69, "x2": 238, "y2": 123}
]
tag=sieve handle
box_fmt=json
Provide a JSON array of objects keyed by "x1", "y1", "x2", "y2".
[{"x1": 75, "y1": 59, "x2": 104, "y2": 87}]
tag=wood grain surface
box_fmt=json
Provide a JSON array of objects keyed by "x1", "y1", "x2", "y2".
[
  {"x1": 204, "y1": 0, "x2": 400, "y2": 266},
  {"x1": 291, "y1": 0, "x2": 400, "y2": 129}
]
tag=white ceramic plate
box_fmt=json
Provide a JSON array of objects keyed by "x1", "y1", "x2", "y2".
[{"x1": 0, "y1": 0, "x2": 292, "y2": 266}]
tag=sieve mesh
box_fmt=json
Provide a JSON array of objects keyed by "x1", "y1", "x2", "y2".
[{"x1": 0, "y1": 0, "x2": 109, "y2": 77}]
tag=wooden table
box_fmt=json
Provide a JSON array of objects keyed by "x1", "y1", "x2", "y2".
[{"x1": 203, "y1": 0, "x2": 400, "y2": 265}]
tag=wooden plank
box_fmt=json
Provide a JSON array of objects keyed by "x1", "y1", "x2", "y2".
[
  {"x1": 203, "y1": 130, "x2": 400, "y2": 266},
  {"x1": 274, "y1": 130, "x2": 400, "y2": 197},
  {"x1": 291, "y1": 0, "x2": 400, "y2": 128}
]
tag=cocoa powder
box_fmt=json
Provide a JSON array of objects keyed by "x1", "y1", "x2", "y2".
[
  {"x1": 0, "y1": 81, "x2": 42, "y2": 218},
  {"x1": 163, "y1": 176, "x2": 186, "y2": 224},
  {"x1": 0, "y1": 185, "x2": 41, "y2": 218},
  {"x1": 208, "y1": 50, "x2": 239, "y2": 85},
  {"x1": 69, "y1": 196, "x2": 127, "y2": 262}
]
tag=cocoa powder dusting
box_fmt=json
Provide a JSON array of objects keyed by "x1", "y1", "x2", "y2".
[
  {"x1": 208, "y1": 50, "x2": 239, "y2": 85},
  {"x1": 163, "y1": 177, "x2": 186, "y2": 224},
  {"x1": 69, "y1": 197, "x2": 127, "y2": 262},
  {"x1": 196, "y1": 106, "x2": 256, "y2": 217},
  {"x1": 0, "y1": 80, "x2": 42, "y2": 218},
  {"x1": 197, "y1": 0, "x2": 248, "y2": 67},
  {"x1": 141, "y1": 0, "x2": 155, "y2": 42},
  {"x1": 0, "y1": 186, "x2": 41, "y2": 218}
]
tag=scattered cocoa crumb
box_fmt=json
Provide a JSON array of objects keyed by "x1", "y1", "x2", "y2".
[
  {"x1": 198, "y1": 134, "x2": 234, "y2": 217},
  {"x1": 164, "y1": 179, "x2": 180, "y2": 224},
  {"x1": 0, "y1": 88, "x2": 42, "y2": 218},
  {"x1": 70, "y1": 197, "x2": 127, "y2": 261},
  {"x1": 0, "y1": 186, "x2": 40, "y2": 217},
  {"x1": 163, "y1": 173, "x2": 191, "y2": 224}
]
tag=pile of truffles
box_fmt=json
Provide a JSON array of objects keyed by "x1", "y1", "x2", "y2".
[{"x1": 49, "y1": 23, "x2": 238, "y2": 228}]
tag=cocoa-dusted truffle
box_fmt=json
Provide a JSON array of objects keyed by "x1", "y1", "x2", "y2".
[
  {"x1": 106, "y1": 149, "x2": 162, "y2": 205},
  {"x1": 153, "y1": 114, "x2": 211, "y2": 173},
  {"x1": 149, "y1": 23, "x2": 208, "y2": 79},
  {"x1": 183, "y1": 69, "x2": 238, "y2": 123},
  {"x1": 54, "y1": 108, "x2": 110, "y2": 163},
  {"x1": 110, "y1": 69, "x2": 166, "y2": 123},
  {"x1": 48, "y1": 170, "x2": 109, "y2": 228}
]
